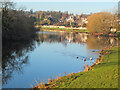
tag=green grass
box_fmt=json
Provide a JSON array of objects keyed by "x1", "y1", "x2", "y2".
[
  {"x1": 40, "y1": 27, "x2": 89, "y2": 33},
  {"x1": 39, "y1": 46, "x2": 119, "y2": 88}
]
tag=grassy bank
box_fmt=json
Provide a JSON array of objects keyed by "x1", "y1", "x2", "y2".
[
  {"x1": 40, "y1": 27, "x2": 89, "y2": 33},
  {"x1": 37, "y1": 27, "x2": 120, "y2": 37},
  {"x1": 35, "y1": 46, "x2": 119, "y2": 88}
]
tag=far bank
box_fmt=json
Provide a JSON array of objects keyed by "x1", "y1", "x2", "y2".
[
  {"x1": 36, "y1": 25, "x2": 89, "y2": 33},
  {"x1": 35, "y1": 25, "x2": 120, "y2": 37}
]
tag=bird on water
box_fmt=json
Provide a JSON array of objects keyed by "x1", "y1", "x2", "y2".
[
  {"x1": 76, "y1": 56, "x2": 79, "y2": 59},
  {"x1": 90, "y1": 57, "x2": 92, "y2": 60},
  {"x1": 83, "y1": 57, "x2": 86, "y2": 61}
]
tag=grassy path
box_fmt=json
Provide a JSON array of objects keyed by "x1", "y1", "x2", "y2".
[{"x1": 35, "y1": 46, "x2": 119, "y2": 88}]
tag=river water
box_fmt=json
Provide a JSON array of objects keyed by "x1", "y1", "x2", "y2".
[{"x1": 2, "y1": 31, "x2": 118, "y2": 88}]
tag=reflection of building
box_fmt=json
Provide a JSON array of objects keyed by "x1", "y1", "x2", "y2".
[
  {"x1": 66, "y1": 34, "x2": 74, "y2": 43},
  {"x1": 78, "y1": 33, "x2": 88, "y2": 43},
  {"x1": 63, "y1": 32, "x2": 88, "y2": 43}
]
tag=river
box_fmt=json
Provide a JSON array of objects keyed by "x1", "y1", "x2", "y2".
[{"x1": 2, "y1": 31, "x2": 118, "y2": 88}]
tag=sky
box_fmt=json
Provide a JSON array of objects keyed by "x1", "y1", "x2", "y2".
[
  {"x1": 13, "y1": 0, "x2": 120, "y2": 2},
  {"x1": 13, "y1": 0, "x2": 119, "y2": 15}
]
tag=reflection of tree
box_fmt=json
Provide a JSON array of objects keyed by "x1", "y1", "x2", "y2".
[
  {"x1": 37, "y1": 32, "x2": 89, "y2": 45},
  {"x1": 38, "y1": 33, "x2": 68, "y2": 46},
  {"x1": 86, "y1": 35, "x2": 118, "y2": 49},
  {"x1": 2, "y1": 39, "x2": 38, "y2": 85}
]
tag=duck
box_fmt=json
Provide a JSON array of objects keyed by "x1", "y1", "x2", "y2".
[
  {"x1": 76, "y1": 56, "x2": 79, "y2": 59},
  {"x1": 83, "y1": 57, "x2": 86, "y2": 61},
  {"x1": 99, "y1": 55, "x2": 101, "y2": 58},
  {"x1": 90, "y1": 57, "x2": 92, "y2": 60}
]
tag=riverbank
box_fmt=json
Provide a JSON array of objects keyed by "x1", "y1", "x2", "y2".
[
  {"x1": 36, "y1": 26, "x2": 89, "y2": 33},
  {"x1": 36, "y1": 26, "x2": 120, "y2": 37},
  {"x1": 34, "y1": 45, "x2": 119, "y2": 88}
]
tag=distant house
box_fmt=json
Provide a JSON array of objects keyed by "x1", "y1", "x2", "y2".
[
  {"x1": 43, "y1": 18, "x2": 48, "y2": 21},
  {"x1": 82, "y1": 18, "x2": 88, "y2": 24},
  {"x1": 80, "y1": 15, "x2": 88, "y2": 24},
  {"x1": 66, "y1": 16, "x2": 74, "y2": 22}
]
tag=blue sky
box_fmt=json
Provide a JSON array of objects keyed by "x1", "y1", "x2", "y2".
[
  {"x1": 14, "y1": 0, "x2": 119, "y2": 2},
  {"x1": 15, "y1": 2, "x2": 118, "y2": 15}
]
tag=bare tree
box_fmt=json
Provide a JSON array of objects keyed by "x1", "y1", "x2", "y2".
[{"x1": 87, "y1": 12, "x2": 113, "y2": 34}]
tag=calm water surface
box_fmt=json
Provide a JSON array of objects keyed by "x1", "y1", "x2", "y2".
[{"x1": 2, "y1": 31, "x2": 118, "y2": 88}]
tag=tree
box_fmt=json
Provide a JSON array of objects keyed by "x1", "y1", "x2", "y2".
[
  {"x1": 2, "y1": 1, "x2": 15, "y2": 39},
  {"x1": 87, "y1": 12, "x2": 113, "y2": 34},
  {"x1": 37, "y1": 14, "x2": 40, "y2": 25},
  {"x1": 30, "y1": 9, "x2": 33, "y2": 14},
  {"x1": 41, "y1": 13, "x2": 45, "y2": 20},
  {"x1": 2, "y1": 1, "x2": 36, "y2": 40}
]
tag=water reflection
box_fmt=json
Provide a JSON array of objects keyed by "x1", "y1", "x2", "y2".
[
  {"x1": 37, "y1": 31, "x2": 89, "y2": 46},
  {"x1": 37, "y1": 31, "x2": 118, "y2": 49},
  {"x1": 2, "y1": 39, "x2": 39, "y2": 85},
  {"x1": 2, "y1": 31, "x2": 119, "y2": 88},
  {"x1": 86, "y1": 36, "x2": 118, "y2": 49}
]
